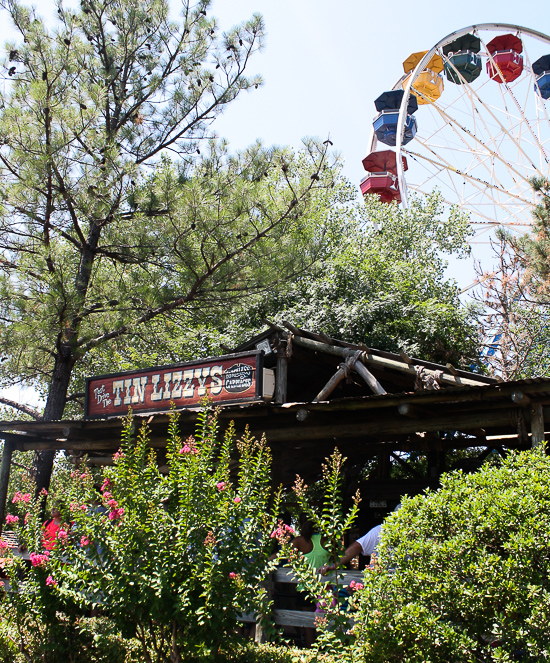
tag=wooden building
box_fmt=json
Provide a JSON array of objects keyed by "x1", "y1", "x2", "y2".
[{"x1": 1, "y1": 322, "x2": 548, "y2": 533}]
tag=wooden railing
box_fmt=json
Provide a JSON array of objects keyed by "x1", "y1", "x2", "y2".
[{"x1": 243, "y1": 567, "x2": 363, "y2": 639}]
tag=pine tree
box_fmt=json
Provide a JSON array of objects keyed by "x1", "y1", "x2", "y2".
[{"x1": 0, "y1": 0, "x2": 343, "y2": 493}]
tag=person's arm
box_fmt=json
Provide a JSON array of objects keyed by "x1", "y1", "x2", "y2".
[{"x1": 319, "y1": 541, "x2": 362, "y2": 576}]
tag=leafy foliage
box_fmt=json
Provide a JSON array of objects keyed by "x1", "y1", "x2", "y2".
[
  {"x1": 0, "y1": 0, "x2": 344, "y2": 429},
  {"x1": 220, "y1": 191, "x2": 479, "y2": 367},
  {"x1": 353, "y1": 447, "x2": 550, "y2": 662},
  {"x1": 2, "y1": 406, "x2": 279, "y2": 662}
]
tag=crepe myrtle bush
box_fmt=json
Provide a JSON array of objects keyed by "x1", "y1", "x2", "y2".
[
  {"x1": 277, "y1": 449, "x2": 362, "y2": 656},
  {"x1": 2, "y1": 405, "x2": 280, "y2": 663},
  {"x1": 351, "y1": 446, "x2": 550, "y2": 663}
]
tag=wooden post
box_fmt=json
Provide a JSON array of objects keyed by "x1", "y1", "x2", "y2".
[
  {"x1": 254, "y1": 574, "x2": 273, "y2": 644},
  {"x1": 275, "y1": 355, "x2": 288, "y2": 404},
  {"x1": 0, "y1": 439, "x2": 15, "y2": 536},
  {"x1": 531, "y1": 403, "x2": 545, "y2": 448}
]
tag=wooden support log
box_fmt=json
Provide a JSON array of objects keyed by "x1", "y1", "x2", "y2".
[
  {"x1": 275, "y1": 355, "x2": 288, "y2": 404},
  {"x1": 511, "y1": 391, "x2": 530, "y2": 407},
  {"x1": 313, "y1": 355, "x2": 355, "y2": 402},
  {"x1": 0, "y1": 440, "x2": 15, "y2": 536},
  {"x1": 531, "y1": 403, "x2": 545, "y2": 448},
  {"x1": 397, "y1": 403, "x2": 419, "y2": 418},
  {"x1": 353, "y1": 359, "x2": 387, "y2": 395},
  {"x1": 255, "y1": 407, "x2": 520, "y2": 443},
  {"x1": 292, "y1": 336, "x2": 491, "y2": 388}
]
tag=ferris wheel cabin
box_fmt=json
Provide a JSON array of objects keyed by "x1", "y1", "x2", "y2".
[
  {"x1": 360, "y1": 150, "x2": 408, "y2": 204},
  {"x1": 442, "y1": 34, "x2": 482, "y2": 84},
  {"x1": 533, "y1": 55, "x2": 550, "y2": 99},
  {"x1": 372, "y1": 90, "x2": 418, "y2": 147},
  {"x1": 486, "y1": 34, "x2": 523, "y2": 83}
]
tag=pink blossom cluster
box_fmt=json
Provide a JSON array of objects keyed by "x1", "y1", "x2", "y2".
[
  {"x1": 46, "y1": 575, "x2": 57, "y2": 587},
  {"x1": 57, "y1": 529, "x2": 68, "y2": 544},
  {"x1": 102, "y1": 492, "x2": 112, "y2": 500},
  {"x1": 39, "y1": 488, "x2": 48, "y2": 497},
  {"x1": 216, "y1": 482, "x2": 226, "y2": 492},
  {"x1": 5, "y1": 514, "x2": 19, "y2": 525},
  {"x1": 113, "y1": 450, "x2": 124, "y2": 461},
  {"x1": 179, "y1": 437, "x2": 199, "y2": 455},
  {"x1": 233, "y1": 496, "x2": 241, "y2": 504},
  {"x1": 80, "y1": 536, "x2": 90, "y2": 547},
  {"x1": 0, "y1": 540, "x2": 8, "y2": 551},
  {"x1": 101, "y1": 478, "x2": 111, "y2": 491},
  {"x1": 29, "y1": 551, "x2": 49, "y2": 567},
  {"x1": 348, "y1": 580, "x2": 364, "y2": 591},
  {"x1": 80, "y1": 504, "x2": 88, "y2": 512},
  {"x1": 69, "y1": 502, "x2": 78, "y2": 512},
  {"x1": 229, "y1": 572, "x2": 237, "y2": 579},
  {"x1": 270, "y1": 523, "x2": 294, "y2": 539},
  {"x1": 108, "y1": 507, "x2": 124, "y2": 521},
  {"x1": 12, "y1": 491, "x2": 31, "y2": 504},
  {"x1": 204, "y1": 531, "x2": 216, "y2": 547}
]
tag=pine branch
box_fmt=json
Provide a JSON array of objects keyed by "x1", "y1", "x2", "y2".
[{"x1": 0, "y1": 396, "x2": 42, "y2": 420}]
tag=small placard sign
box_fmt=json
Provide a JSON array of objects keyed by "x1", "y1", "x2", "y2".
[{"x1": 85, "y1": 351, "x2": 263, "y2": 418}]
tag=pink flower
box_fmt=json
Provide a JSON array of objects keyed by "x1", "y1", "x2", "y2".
[
  {"x1": 57, "y1": 529, "x2": 68, "y2": 543},
  {"x1": 229, "y1": 572, "x2": 236, "y2": 579},
  {"x1": 21, "y1": 493, "x2": 30, "y2": 504},
  {"x1": 11, "y1": 491, "x2": 22, "y2": 504},
  {"x1": 46, "y1": 575, "x2": 57, "y2": 587},
  {"x1": 233, "y1": 497, "x2": 241, "y2": 504},
  {"x1": 108, "y1": 507, "x2": 124, "y2": 521},
  {"x1": 107, "y1": 499, "x2": 119, "y2": 509},
  {"x1": 5, "y1": 514, "x2": 19, "y2": 525},
  {"x1": 102, "y1": 492, "x2": 112, "y2": 500},
  {"x1": 0, "y1": 540, "x2": 8, "y2": 551},
  {"x1": 179, "y1": 445, "x2": 191, "y2": 454},
  {"x1": 80, "y1": 473, "x2": 87, "y2": 480},
  {"x1": 39, "y1": 488, "x2": 48, "y2": 497},
  {"x1": 29, "y1": 552, "x2": 49, "y2": 567},
  {"x1": 101, "y1": 478, "x2": 111, "y2": 491},
  {"x1": 80, "y1": 536, "x2": 90, "y2": 547},
  {"x1": 69, "y1": 502, "x2": 78, "y2": 512},
  {"x1": 349, "y1": 580, "x2": 364, "y2": 591},
  {"x1": 24, "y1": 513, "x2": 29, "y2": 524},
  {"x1": 80, "y1": 504, "x2": 88, "y2": 512},
  {"x1": 216, "y1": 482, "x2": 226, "y2": 492},
  {"x1": 113, "y1": 450, "x2": 124, "y2": 461}
]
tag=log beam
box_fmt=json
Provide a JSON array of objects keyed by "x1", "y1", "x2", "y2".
[
  {"x1": 531, "y1": 403, "x2": 545, "y2": 448},
  {"x1": 0, "y1": 439, "x2": 15, "y2": 536},
  {"x1": 292, "y1": 335, "x2": 491, "y2": 388}
]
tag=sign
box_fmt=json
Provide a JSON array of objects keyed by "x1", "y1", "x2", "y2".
[{"x1": 85, "y1": 351, "x2": 265, "y2": 418}]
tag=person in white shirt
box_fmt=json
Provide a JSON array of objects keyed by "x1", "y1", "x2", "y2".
[{"x1": 318, "y1": 505, "x2": 400, "y2": 576}]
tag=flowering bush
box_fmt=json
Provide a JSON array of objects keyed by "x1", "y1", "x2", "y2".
[
  {"x1": 279, "y1": 450, "x2": 361, "y2": 656},
  {"x1": 51, "y1": 406, "x2": 278, "y2": 661}
]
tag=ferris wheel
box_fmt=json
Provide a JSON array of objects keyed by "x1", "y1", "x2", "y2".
[{"x1": 361, "y1": 24, "x2": 550, "y2": 239}]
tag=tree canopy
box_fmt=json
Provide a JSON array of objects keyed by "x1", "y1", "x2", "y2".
[
  {"x1": 215, "y1": 192, "x2": 480, "y2": 368},
  {"x1": 0, "y1": 0, "x2": 345, "y2": 492}
]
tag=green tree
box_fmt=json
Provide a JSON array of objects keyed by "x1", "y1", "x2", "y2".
[
  {"x1": 353, "y1": 447, "x2": 550, "y2": 662},
  {"x1": 0, "y1": 0, "x2": 344, "y2": 492},
  {"x1": 220, "y1": 191, "x2": 479, "y2": 367}
]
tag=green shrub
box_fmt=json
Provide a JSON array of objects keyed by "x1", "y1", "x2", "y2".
[
  {"x1": 2, "y1": 406, "x2": 278, "y2": 662},
  {"x1": 353, "y1": 447, "x2": 550, "y2": 662}
]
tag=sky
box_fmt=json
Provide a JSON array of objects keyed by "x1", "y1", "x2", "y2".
[
  {"x1": 0, "y1": 0, "x2": 549, "y2": 406},
  {"x1": 209, "y1": 0, "x2": 550, "y2": 286}
]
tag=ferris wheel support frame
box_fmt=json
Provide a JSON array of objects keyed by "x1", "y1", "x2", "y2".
[{"x1": 366, "y1": 23, "x2": 550, "y2": 211}]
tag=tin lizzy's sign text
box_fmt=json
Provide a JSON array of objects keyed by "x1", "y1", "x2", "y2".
[{"x1": 85, "y1": 352, "x2": 261, "y2": 418}]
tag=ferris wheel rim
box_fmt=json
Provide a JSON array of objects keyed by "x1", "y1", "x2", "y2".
[{"x1": 366, "y1": 23, "x2": 550, "y2": 225}]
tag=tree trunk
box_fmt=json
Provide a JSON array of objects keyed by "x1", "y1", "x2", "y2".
[{"x1": 32, "y1": 353, "x2": 74, "y2": 498}]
